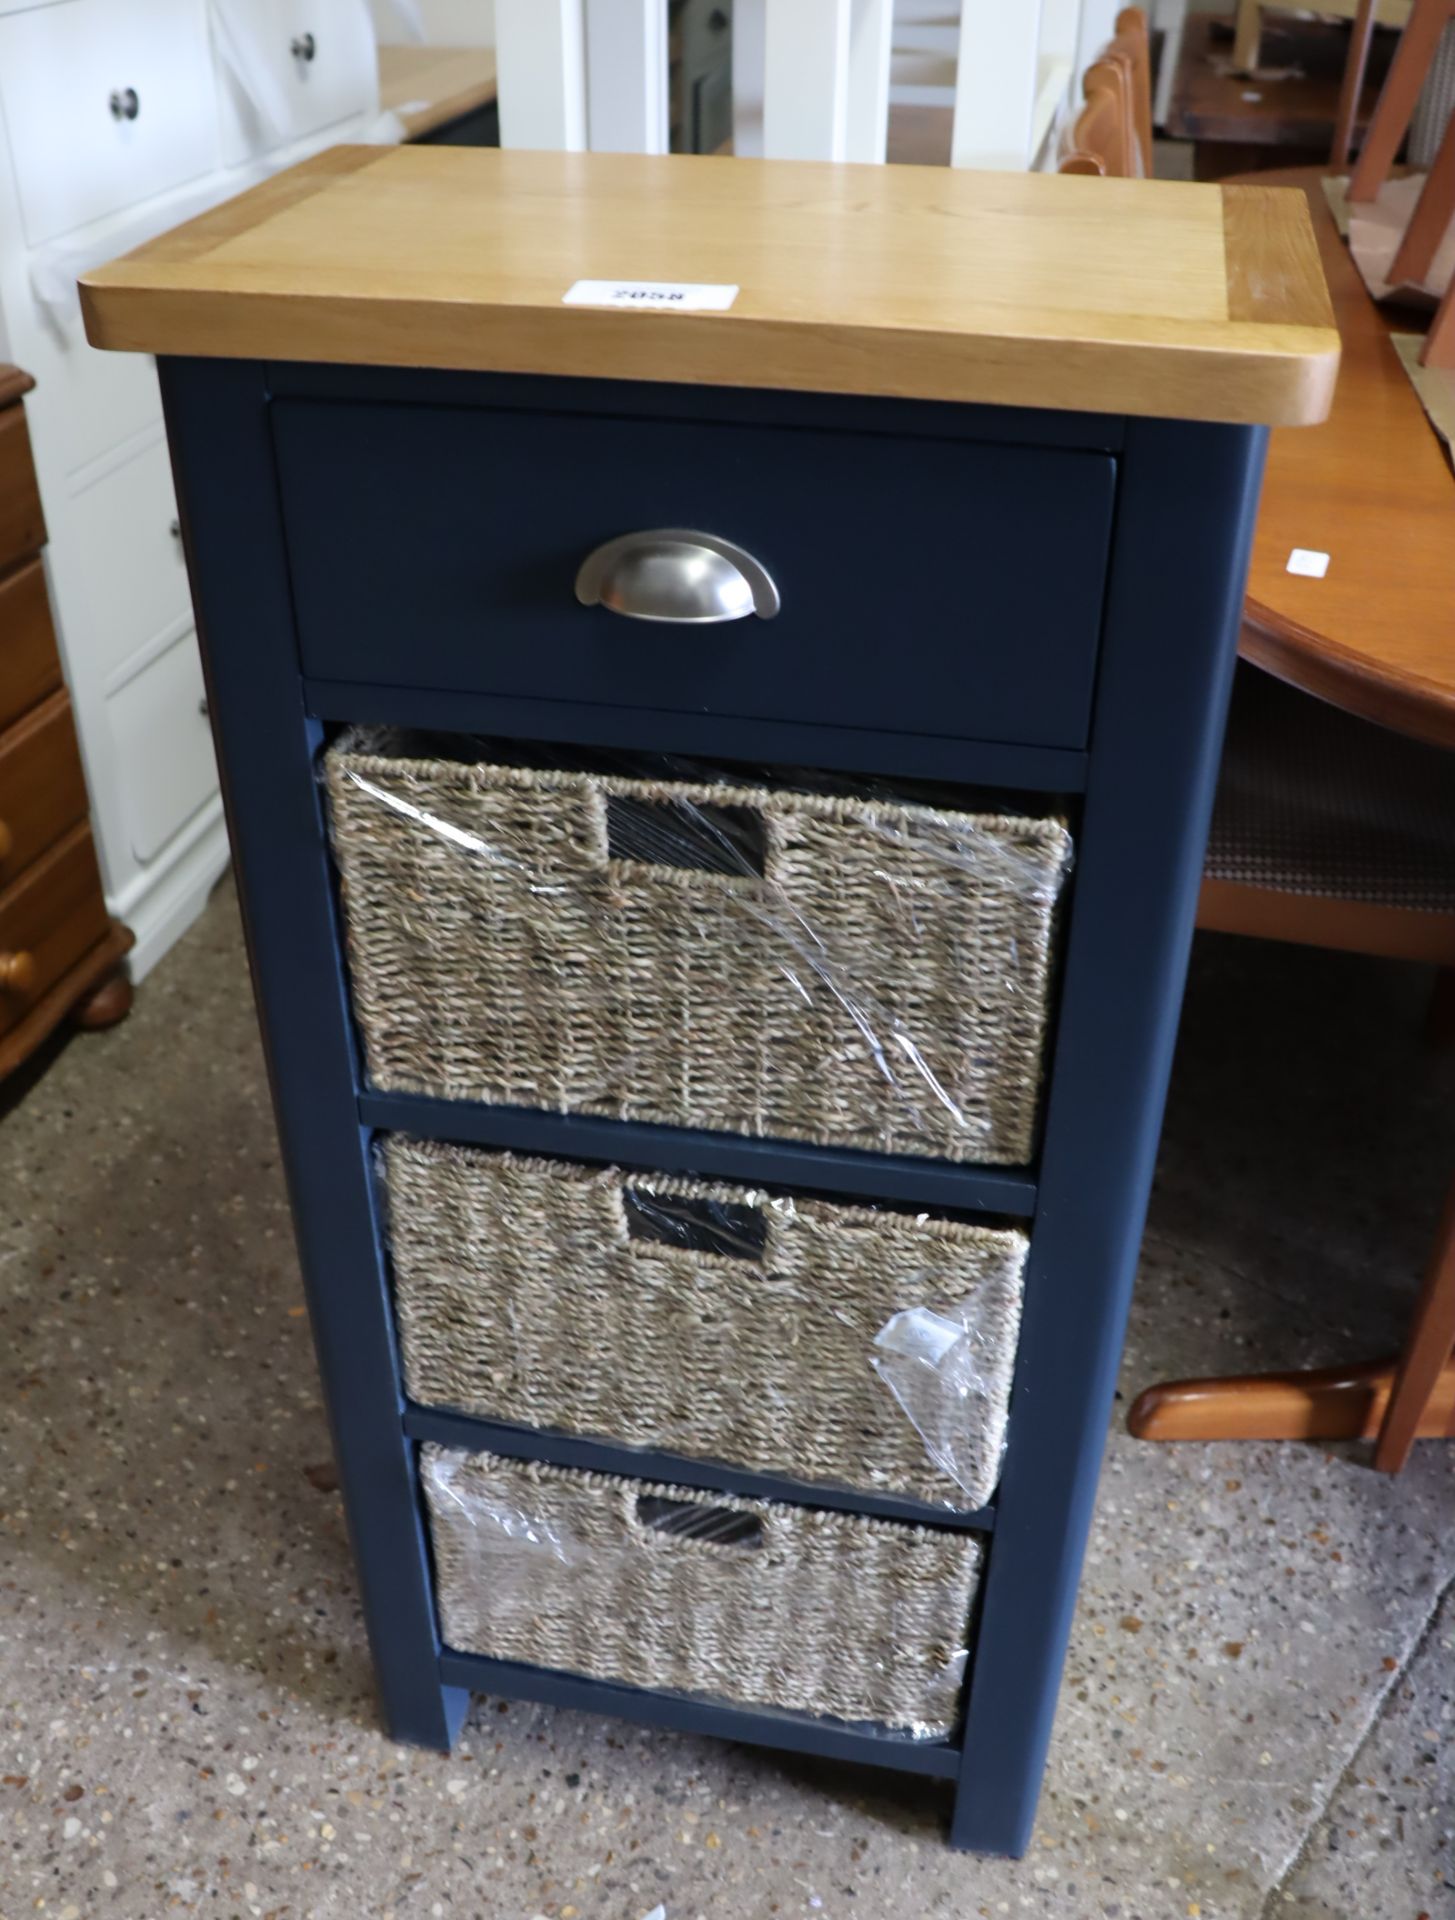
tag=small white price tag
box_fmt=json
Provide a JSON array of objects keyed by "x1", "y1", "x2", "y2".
[
  {"x1": 563, "y1": 278, "x2": 739, "y2": 312},
  {"x1": 1286, "y1": 548, "x2": 1330, "y2": 578}
]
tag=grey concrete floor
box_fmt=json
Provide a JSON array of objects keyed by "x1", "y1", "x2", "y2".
[{"x1": 1, "y1": 875, "x2": 1452, "y2": 1920}]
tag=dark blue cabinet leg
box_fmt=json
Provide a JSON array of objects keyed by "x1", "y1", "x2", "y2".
[
  {"x1": 950, "y1": 421, "x2": 1268, "y2": 1854},
  {"x1": 158, "y1": 357, "x2": 466, "y2": 1752}
]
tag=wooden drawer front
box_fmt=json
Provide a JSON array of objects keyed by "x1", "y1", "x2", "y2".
[
  {"x1": 0, "y1": 561, "x2": 62, "y2": 734},
  {"x1": 71, "y1": 439, "x2": 191, "y2": 683},
  {"x1": 0, "y1": 822, "x2": 109, "y2": 1040},
  {"x1": 107, "y1": 630, "x2": 218, "y2": 863},
  {"x1": 0, "y1": 692, "x2": 89, "y2": 884},
  {"x1": 0, "y1": 407, "x2": 45, "y2": 577},
  {"x1": 218, "y1": 0, "x2": 378, "y2": 163},
  {"x1": 0, "y1": 0, "x2": 218, "y2": 247},
  {"x1": 276, "y1": 404, "x2": 1114, "y2": 751}
]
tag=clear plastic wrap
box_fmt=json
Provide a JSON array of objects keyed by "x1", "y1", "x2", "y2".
[
  {"x1": 325, "y1": 731, "x2": 1073, "y2": 1166},
  {"x1": 383, "y1": 1139, "x2": 1026, "y2": 1510},
  {"x1": 420, "y1": 1445, "x2": 980, "y2": 1741}
]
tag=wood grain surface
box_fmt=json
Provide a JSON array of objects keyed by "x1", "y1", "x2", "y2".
[
  {"x1": 80, "y1": 146, "x2": 1338, "y2": 424},
  {"x1": 377, "y1": 44, "x2": 497, "y2": 140},
  {"x1": 1241, "y1": 167, "x2": 1455, "y2": 748}
]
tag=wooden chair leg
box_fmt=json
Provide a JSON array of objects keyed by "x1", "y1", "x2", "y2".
[
  {"x1": 1332, "y1": 0, "x2": 1381, "y2": 168},
  {"x1": 1349, "y1": 0, "x2": 1455, "y2": 203},
  {"x1": 1423, "y1": 272, "x2": 1455, "y2": 366},
  {"x1": 1388, "y1": 110, "x2": 1455, "y2": 284},
  {"x1": 1373, "y1": 1168, "x2": 1455, "y2": 1470}
]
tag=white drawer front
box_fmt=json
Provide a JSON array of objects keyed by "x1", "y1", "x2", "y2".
[
  {"x1": 71, "y1": 439, "x2": 192, "y2": 685},
  {"x1": 217, "y1": 0, "x2": 378, "y2": 164},
  {"x1": 0, "y1": 0, "x2": 219, "y2": 246},
  {"x1": 108, "y1": 630, "x2": 218, "y2": 864}
]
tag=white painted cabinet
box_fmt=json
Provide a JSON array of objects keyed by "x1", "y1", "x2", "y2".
[
  {"x1": 216, "y1": 0, "x2": 381, "y2": 164},
  {"x1": 0, "y1": 0, "x2": 389, "y2": 979},
  {"x1": 0, "y1": 0, "x2": 219, "y2": 244},
  {"x1": 109, "y1": 628, "x2": 219, "y2": 864}
]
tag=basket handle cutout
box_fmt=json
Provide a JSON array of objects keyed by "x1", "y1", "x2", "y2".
[
  {"x1": 622, "y1": 1187, "x2": 768, "y2": 1262},
  {"x1": 635, "y1": 1495, "x2": 764, "y2": 1551},
  {"x1": 606, "y1": 796, "x2": 765, "y2": 879}
]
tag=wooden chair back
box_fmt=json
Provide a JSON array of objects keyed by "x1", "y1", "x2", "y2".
[
  {"x1": 1058, "y1": 9, "x2": 1153, "y2": 180},
  {"x1": 1059, "y1": 63, "x2": 1131, "y2": 176},
  {"x1": 1109, "y1": 6, "x2": 1154, "y2": 175}
]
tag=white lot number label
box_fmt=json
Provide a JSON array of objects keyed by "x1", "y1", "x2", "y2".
[{"x1": 563, "y1": 279, "x2": 739, "y2": 312}]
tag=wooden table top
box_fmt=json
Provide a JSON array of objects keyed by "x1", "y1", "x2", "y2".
[
  {"x1": 377, "y1": 45, "x2": 497, "y2": 142},
  {"x1": 1241, "y1": 167, "x2": 1455, "y2": 750},
  {"x1": 79, "y1": 146, "x2": 1338, "y2": 425}
]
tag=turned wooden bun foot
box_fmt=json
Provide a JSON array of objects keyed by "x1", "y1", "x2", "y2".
[{"x1": 71, "y1": 966, "x2": 134, "y2": 1031}]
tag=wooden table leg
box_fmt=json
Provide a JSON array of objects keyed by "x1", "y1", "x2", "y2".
[
  {"x1": 1332, "y1": 0, "x2": 1380, "y2": 168},
  {"x1": 1374, "y1": 1168, "x2": 1455, "y2": 1469}
]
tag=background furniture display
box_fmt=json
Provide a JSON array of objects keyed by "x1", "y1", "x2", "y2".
[
  {"x1": 377, "y1": 44, "x2": 499, "y2": 144},
  {"x1": 490, "y1": 0, "x2": 1131, "y2": 171},
  {"x1": 1128, "y1": 166, "x2": 1455, "y2": 1468},
  {"x1": 1340, "y1": 0, "x2": 1455, "y2": 364},
  {"x1": 0, "y1": 364, "x2": 132, "y2": 1077},
  {"x1": 1167, "y1": 10, "x2": 1399, "y2": 177},
  {"x1": 1232, "y1": 0, "x2": 1411, "y2": 77},
  {"x1": 1058, "y1": 7, "x2": 1152, "y2": 175},
  {"x1": 82, "y1": 144, "x2": 1336, "y2": 1853},
  {"x1": 0, "y1": 0, "x2": 395, "y2": 983}
]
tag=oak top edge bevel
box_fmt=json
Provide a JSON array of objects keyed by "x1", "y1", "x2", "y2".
[{"x1": 80, "y1": 146, "x2": 1340, "y2": 426}]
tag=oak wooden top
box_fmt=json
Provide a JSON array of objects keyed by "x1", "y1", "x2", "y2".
[
  {"x1": 1241, "y1": 168, "x2": 1455, "y2": 749},
  {"x1": 377, "y1": 44, "x2": 497, "y2": 141},
  {"x1": 79, "y1": 145, "x2": 1338, "y2": 424}
]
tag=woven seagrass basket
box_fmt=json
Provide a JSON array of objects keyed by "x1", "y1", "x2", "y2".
[
  {"x1": 325, "y1": 737, "x2": 1071, "y2": 1165},
  {"x1": 386, "y1": 1139, "x2": 1026, "y2": 1508},
  {"x1": 420, "y1": 1446, "x2": 981, "y2": 1735}
]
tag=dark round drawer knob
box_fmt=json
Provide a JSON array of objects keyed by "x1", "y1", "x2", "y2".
[
  {"x1": 0, "y1": 950, "x2": 36, "y2": 995},
  {"x1": 109, "y1": 87, "x2": 140, "y2": 122},
  {"x1": 0, "y1": 818, "x2": 11, "y2": 861},
  {"x1": 291, "y1": 32, "x2": 316, "y2": 60}
]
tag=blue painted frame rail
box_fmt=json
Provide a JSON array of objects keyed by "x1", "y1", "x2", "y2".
[
  {"x1": 403, "y1": 1404, "x2": 997, "y2": 1533},
  {"x1": 435, "y1": 1651, "x2": 966, "y2": 1779},
  {"x1": 360, "y1": 1092, "x2": 1041, "y2": 1216},
  {"x1": 160, "y1": 352, "x2": 1265, "y2": 1857}
]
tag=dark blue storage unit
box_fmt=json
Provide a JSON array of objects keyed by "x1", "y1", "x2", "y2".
[{"x1": 82, "y1": 144, "x2": 1335, "y2": 1858}]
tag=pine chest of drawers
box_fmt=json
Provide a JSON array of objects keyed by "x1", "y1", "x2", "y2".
[{"x1": 81, "y1": 146, "x2": 1337, "y2": 1855}]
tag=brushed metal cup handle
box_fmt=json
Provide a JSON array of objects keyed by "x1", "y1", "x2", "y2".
[{"x1": 574, "y1": 530, "x2": 780, "y2": 625}]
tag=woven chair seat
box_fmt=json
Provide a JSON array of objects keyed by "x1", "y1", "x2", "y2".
[{"x1": 1206, "y1": 664, "x2": 1455, "y2": 912}]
